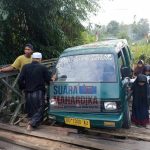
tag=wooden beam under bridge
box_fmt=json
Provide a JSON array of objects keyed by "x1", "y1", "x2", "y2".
[{"x1": 0, "y1": 58, "x2": 57, "y2": 125}]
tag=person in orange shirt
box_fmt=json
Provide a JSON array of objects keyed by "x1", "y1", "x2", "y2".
[{"x1": 0, "y1": 44, "x2": 33, "y2": 72}]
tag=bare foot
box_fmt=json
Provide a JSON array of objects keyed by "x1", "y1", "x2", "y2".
[{"x1": 26, "y1": 124, "x2": 33, "y2": 131}]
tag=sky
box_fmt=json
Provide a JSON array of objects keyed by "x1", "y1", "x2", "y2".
[{"x1": 89, "y1": 0, "x2": 150, "y2": 25}]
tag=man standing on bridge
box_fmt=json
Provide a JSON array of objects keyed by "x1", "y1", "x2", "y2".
[
  {"x1": 0, "y1": 44, "x2": 33, "y2": 72},
  {"x1": 18, "y1": 52, "x2": 51, "y2": 131}
]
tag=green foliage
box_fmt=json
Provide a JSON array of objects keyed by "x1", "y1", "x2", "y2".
[
  {"x1": 0, "y1": 0, "x2": 100, "y2": 64},
  {"x1": 107, "y1": 20, "x2": 119, "y2": 36},
  {"x1": 131, "y1": 43, "x2": 150, "y2": 64},
  {"x1": 80, "y1": 31, "x2": 96, "y2": 44},
  {"x1": 117, "y1": 31, "x2": 130, "y2": 42},
  {"x1": 131, "y1": 19, "x2": 149, "y2": 40},
  {"x1": 90, "y1": 19, "x2": 149, "y2": 43}
]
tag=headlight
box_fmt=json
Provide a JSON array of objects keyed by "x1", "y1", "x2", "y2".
[
  {"x1": 49, "y1": 98, "x2": 58, "y2": 106},
  {"x1": 104, "y1": 102, "x2": 117, "y2": 111}
]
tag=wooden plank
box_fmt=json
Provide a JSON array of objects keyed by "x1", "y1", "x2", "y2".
[
  {"x1": 1, "y1": 128, "x2": 150, "y2": 150},
  {"x1": 0, "y1": 130, "x2": 88, "y2": 150},
  {"x1": 0, "y1": 123, "x2": 125, "y2": 150},
  {"x1": 0, "y1": 58, "x2": 57, "y2": 79},
  {"x1": 0, "y1": 140, "x2": 33, "y2": 150},
  {"x1": 17, "y1": 122, "x2": 78, "y2": 135},
  {"x1": 0, "y1": 71, "x2": 18, "y2": 79},
  {"x1": 0, "y1": 123, "x2": 109, "y2": 150},
  {"x1": 86, "y1": 127, "x2": 150, "y2": 142},
  {"x1": 0, "y1": 123, "x2": 150, "y2": 150},
  {"x1": 73, "y1": 133, "x2": 150, "y2": 150},
  {"x1": 0, "y1": 78, "x2": 22, "y2": 98},
  {"x1": 41, "y1": 125, "x2": 78, "y2": 134}
]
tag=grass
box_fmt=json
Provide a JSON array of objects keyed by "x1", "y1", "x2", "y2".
[{"x1": 130, "y1": 43, "x2": 150, "y2": 64}]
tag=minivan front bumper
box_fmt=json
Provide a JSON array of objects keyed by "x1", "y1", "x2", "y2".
[{"x1": 49, "y1": 112, "x2": 124, "y2": 128}]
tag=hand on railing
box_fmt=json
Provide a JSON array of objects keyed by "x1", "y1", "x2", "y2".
[{"x1": 51, "y1": 74, "x2": 57, "y2": 81}]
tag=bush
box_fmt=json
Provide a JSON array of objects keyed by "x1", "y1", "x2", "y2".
[{"x1": 131, "y1": 43, "x2": 150, "y2": 64}]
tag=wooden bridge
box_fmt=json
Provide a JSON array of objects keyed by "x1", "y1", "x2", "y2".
[
  {"x1": 0, "y1": 59, "x2": 150, "y2": 150},
  {"x1": 0, "y1": 58, "x2": 57, "y2": 125},
  {"x1": 0, "y1": 122, "x2": 150, "y2": 150}
]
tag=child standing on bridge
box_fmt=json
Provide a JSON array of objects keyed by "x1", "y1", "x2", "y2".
[
  {"x1": 133, "y1": 60, "x2": 145, "y2": 77},
  {"x1": 131, "y1": 74, "x2": 149, "y2": 127}
]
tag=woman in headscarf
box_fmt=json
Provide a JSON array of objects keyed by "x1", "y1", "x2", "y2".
[
  {"x1": 143, "y1": 64, "x2": 150, "y2": 78},
  {"x1": 134, "y1": 60, "x2": 144, "y2": 76},
  {"x1": 143, "y1": 65, "x2": 150, "y2": 106},
  {"x1": 131, "y1": 74, "x2": 149, "y2": 127}
]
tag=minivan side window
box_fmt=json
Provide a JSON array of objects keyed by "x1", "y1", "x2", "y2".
[
  {"x1": 118, "y1": 51, "x2": 125, "y2": 69},
  {"x1": 126, "y1": 46, "x2": 132, "y2": 60},
  {"x1": 122, "y1": 47, "x2": 130, "y2": 67},
  {"x1": 118, "y1": 51, "x2": 125, "y2": 78}
]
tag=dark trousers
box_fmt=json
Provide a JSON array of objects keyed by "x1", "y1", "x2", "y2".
[{"x1": 25, "y1": 90, "x2": 45, "y2": 127}]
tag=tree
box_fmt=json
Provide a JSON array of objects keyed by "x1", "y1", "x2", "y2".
[
  {"x1": 117, "y1": 31, "x2": 130, "y2": 41},
  {"x1": 131, "y1": 18, "x2": 149, "y2": 40},
  {"x1": 0, "y1": 0, "x2": 100, "y2": 64},
  {"x1": 117, "y1": 24, "x2": 130, "y2": 41},
  {"x1": 107, "y1": 20, "x2": 119, "y2": 36},
  {"x1": 137, "y1": 19, "x2": 149, "y2": 38}
]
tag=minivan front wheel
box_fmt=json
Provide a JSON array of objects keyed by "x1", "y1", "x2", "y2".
[{"x1": 122, "y1": 102, "x2": 131, "y2": 129}]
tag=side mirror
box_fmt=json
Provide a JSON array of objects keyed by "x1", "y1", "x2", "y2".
[
  {"x1": 121, "y1": 67, "x2": 131, "y2": 78},
  {"x1": 60, "y1": 75, "x2": 67, "y2": 79},
  {"x1": 58, "y1": 75, "x2": 67, "y2": 81}
]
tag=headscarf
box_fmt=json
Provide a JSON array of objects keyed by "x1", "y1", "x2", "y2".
[
  {"x1": 136, "y1": 74, "x2": 147, "y2": 83},
  {"x1": 134, "y1": 60, "x2": 144, "y2": 76},
  {"x1": 132, "y1": 74, "x2": 148, "y2": 104},
  {"x1": 138, "y1": 60, "x2": 144, "y2": 65},
  {"x1": 143, "y1": 65, "x2": 150, "y2": 76}
]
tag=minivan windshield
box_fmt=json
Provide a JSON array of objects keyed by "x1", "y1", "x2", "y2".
[{"x1": 56, "y1": 54, "x2": 116, "y2": 82}]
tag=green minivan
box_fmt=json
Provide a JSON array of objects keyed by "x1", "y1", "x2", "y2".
[{"x1": 49, "y1": 39, "x2": 133, "y2": 129}]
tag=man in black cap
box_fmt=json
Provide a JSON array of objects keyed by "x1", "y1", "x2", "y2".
[{"x1": 0, "y1": 44, "x2": 33, "y2": 72}]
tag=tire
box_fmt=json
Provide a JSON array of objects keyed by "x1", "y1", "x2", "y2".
[{"x1": 122, "y1": 102, "x2": 131, "y2": 129}]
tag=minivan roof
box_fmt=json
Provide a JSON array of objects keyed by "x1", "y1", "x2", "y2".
[{"x1": 64, "y1": 39, "x2": 128, "y2": 54}]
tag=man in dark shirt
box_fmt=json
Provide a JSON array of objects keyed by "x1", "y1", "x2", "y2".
[{"x1": 18, "y1": 52, "x2": 51, "y2": 131}]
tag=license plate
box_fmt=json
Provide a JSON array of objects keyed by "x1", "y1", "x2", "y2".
[{"x1": 64, "y1": 117, "x2": 90, "y2": 128}]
